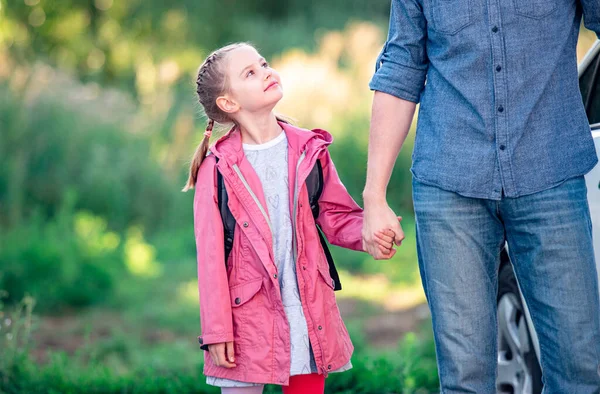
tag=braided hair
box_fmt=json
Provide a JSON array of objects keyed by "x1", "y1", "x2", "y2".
[{"x1": 183, "y1": 43, "x2": 252, "y2": 191}]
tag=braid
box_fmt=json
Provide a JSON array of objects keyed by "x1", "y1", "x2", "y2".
[
  {"x1": 197, "y1": 53, "x2": 216, "y2": 83},
  {"x1": 184, "y1": 43, "x2": 253, "y2": 191}
]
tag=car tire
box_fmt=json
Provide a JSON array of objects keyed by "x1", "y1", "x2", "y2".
[{"x1": 497, "y1": 255, "x2": 543, "y2": 394}]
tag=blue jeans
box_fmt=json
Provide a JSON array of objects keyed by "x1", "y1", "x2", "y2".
[{"x1": 413, "y1": 176, "x2": 600, "y2": 393}]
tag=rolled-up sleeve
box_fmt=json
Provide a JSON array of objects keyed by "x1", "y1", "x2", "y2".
[
  {"x1": 369, "y1": 0, "x2": 429, "y2": 103},
  {"x1": 580, "y1": 0, "x2": 600, "y2": 38}
]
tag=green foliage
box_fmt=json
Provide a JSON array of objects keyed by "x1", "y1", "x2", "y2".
[
  {"x1": 0, "y1": 78, "x2": 179, "y2": 235},
  {"x1": 0, "y1": 293, "x2": 35, "y2": 388},
  {"x1": 0, "y1": 198, "x2": 122, "y2": 312},
  {"x1": 1, "y1": 0, "x2": 392, "y2": 96}
]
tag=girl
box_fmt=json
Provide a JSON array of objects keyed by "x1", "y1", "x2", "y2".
[{"x1": 184, "y1": 43, "x2": 397, "y2": 394}]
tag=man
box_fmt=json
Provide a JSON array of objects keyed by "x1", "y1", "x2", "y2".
[{"x1": 362, "y1": 1, "x2": 600, "y2": 392}]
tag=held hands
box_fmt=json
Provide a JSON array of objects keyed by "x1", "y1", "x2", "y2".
[
  {"x1": 373, "y1": 227, "x2": 400, "y2": 258},
  {"x1": 208, "y1": 341, "x2": 236, "y2": 368},
  {"x1": 363, "y1": 201, "x2": 405, "y2": 260}
]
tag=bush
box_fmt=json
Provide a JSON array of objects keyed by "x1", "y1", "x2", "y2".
[
  {"x1": 0, "y1": 197, "x2": 124, "y2": 312},
  {"x1": 0, "y1": 78, "x2": 179, "y2": 237}
]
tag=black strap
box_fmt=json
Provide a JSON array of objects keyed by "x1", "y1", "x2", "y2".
[
  {"x1": 307, "y1": 160, "x2": 341, "y2": 291},
  {"x1": 306, "y1": 159, "x2": 323, "y2": 218},
  {"x1": 216, "y1": 158, "x2": 235, "y2": 266}
]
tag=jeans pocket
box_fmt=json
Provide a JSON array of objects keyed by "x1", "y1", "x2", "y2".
[
  {"x1": 513, "y1": 0, "x2": 557, "y2": 19},
  {"x1": 430, "y1": 0, "x2": 473, "y2": 35}
]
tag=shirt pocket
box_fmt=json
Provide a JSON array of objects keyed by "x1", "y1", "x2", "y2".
[
  {"x1": 429, "y1": 0, "x2": 473, "y2": 35},
  {"x1": 512, "y1": 0, "x2": 557, "y2": 19}
]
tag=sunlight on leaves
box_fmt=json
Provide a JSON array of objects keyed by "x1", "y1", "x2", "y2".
[
  {"x1": 87, "y1": 48, "x2": 106, "y2": 70},
  {"x1": 274, "y1": 22, "x2": 384, "y2": 130},
  {"x1": 94, "y1": 0, "x2": 113, "y2": 12},
  {"x1": 28, "y1": 7, "x2": 46, "y2": 27},
  {"x1": 177, "y1": 280, "x2": 198, "y2": 306},
  {"x1": 50, "y1": 10, "x2": 90, "y2": 42},
  {"x1": 124, "y1": 227, "x2": 162, "y2": 278},
  {"x1": 74, "y1": 212, "x2": 120, "y2": 257}
]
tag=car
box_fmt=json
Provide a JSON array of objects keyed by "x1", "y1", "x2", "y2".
[{"x1": 496, "y1": 39, "x2": 600, "y2": 394}]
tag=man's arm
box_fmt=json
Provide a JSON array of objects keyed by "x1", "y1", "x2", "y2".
[
  {"x1": 362, "y1": 0, "x2": 428, "y2": 258},
  {"x1": 580, "y1": 0, "x2": 600, "y2": 38},
  {"x1": 362, "y1": 93, "x2": 416, "y2": 257},
  {"x1": 364, "y1": 93, "x2": 416, "y2": 202}
]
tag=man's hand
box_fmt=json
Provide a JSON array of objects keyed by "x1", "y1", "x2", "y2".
[
  {"x1": 208, "y1": 341, "x2": 236, "y2": 368},
  {"x1": 362, "y1": 199, "x2": 404, "y2": 260}
]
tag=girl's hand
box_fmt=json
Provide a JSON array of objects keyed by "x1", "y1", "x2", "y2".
[
  {"x1": 374, "y1": 228, "x2": 397, "y2": 259},
  {"x1": 208, "y1": 341, "x2": 236, "y2": 368}
]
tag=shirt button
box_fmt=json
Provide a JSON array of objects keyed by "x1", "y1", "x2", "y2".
[
  {"x1": 499, "y1": 145, "x2": 506, "y2": 151},
  {"x1": 273, "y1": 274, "x2": 278, "y2": 279},
  {"x1": 318, "y1": 325, "x2": 323, "y2": 330},
  {"x1": 302, "y1": 266, "x2": 307, "y2": 270},
  {"x1": 492, "y1": 26, "x2": 499, "y2": 33},
  {"x1": 498, "y1": 106, "x2": 504, "y2": 113},
  {"x1": 327, "y1": 365, "x2": 332, "y2": 370},
  {"x1": 235, "y1": 297, "x2": 241, "y2": 305},
  {"x1": 496, "y1": 65, "x2": 502, "y2": 72},
  {"x1": 243, "y1": 222, "x2": 249, "y2": 228}
]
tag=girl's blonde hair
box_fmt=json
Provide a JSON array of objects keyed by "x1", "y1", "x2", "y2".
[
  {"x1": 182, "y1": 43, "x2": 249, "y2": 192},
  {"x1": 183, "y1": 43, "x2": 291, "y2": 192}
]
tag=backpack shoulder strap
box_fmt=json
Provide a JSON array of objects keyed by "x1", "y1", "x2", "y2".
[
  {"x1": 306, "y1": 158, "x2": 342, "y2": 291},
  {"x1": 306, "y1": 159, "x2": 324, "y2": 219},
  {"x1": 215, "y1": 158, "x2": 235, "y2": 266}
]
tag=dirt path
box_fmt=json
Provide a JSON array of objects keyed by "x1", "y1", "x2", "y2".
[
  {"x1": 28, "y1": 300, "x2": 431, "y2": 363},
  {"x1": 338, "y1": 299, "x2": 431, "y2": 348}
]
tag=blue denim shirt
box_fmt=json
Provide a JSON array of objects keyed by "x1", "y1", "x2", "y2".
[{"x1": 370, "y1": 0, "x2": 600, "y2": 199}]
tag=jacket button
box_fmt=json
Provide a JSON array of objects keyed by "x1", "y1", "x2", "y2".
[
  {"x1": 318, "y1": 325, "x2": 323, "y2": 330},
  {"x1": 243, "y1": 222, "x2": 249, "y2": 228},
  {"x1": 331, "y1": 279, "x2": 335, "y2": 287},
  {"x1": 235, "y1": 297, "x2": 241, "y2": 305},
  {"x1": 198, "y1": 337, "x2": 203, "y2": 345},
  {"x1": 273, "y1": 274, "x2": 278, "y2": 279},
  {"x1": 327, "y1": 365, "x2": 332, "y2": 370},
  {"x1": 302, "y1": 266, "x2": 307, "y2": 270},
  {"x1": 300, "y1": 203, "x2": 303, "y2": 207}
]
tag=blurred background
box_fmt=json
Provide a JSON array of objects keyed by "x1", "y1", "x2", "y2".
[{"x1": 0, "y1": 1, "x2": 596, "y2": 392}]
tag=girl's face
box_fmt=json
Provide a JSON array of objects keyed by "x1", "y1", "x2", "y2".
[{"x1": 219, "y1": 46, "x2": 283, "y2": 117}]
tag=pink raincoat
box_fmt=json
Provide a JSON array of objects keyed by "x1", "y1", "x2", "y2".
[{"x1": 193, "y1": 122, "x2": 364, "y2": 385}]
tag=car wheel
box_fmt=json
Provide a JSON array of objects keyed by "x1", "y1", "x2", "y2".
[{"x1": 497, "y1": 259, "x2": 543, "y2": 394}]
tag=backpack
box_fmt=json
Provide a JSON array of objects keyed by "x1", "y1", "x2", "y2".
[{"x1": 216, "y1": 159, "x2": 342, "y2": 291}]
